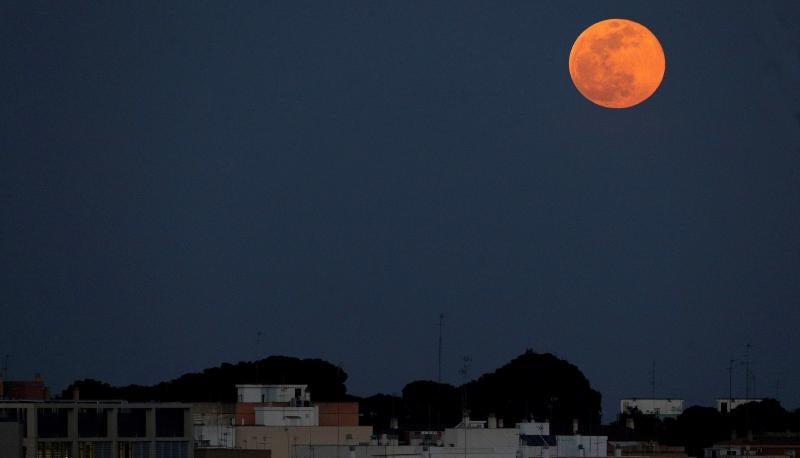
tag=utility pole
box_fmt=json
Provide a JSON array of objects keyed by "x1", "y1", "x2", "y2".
[{"x1": 437, "y1": 313, "x2": 445, "y2": 383}]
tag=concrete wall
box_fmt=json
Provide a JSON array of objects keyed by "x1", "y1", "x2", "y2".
[
  {"x1": 715, "y1": 399, "x2": 761, "y2": 413},
  {"x1": 196, "y1": 449, "x2": 270, "y2": 458},
  {"x1": 255, "y1": 407, "x2": 318, "y2": 427},
  {"x1": 235, "y1": 426, "x2": 373, "y2": 458},
  {"x1": 519, "y1": 422, "x2": 551, "y2": 436},
  {"x1": 295, "y1": 444, "x2": 519, "y2": 458},
  {"x1": 555, "y1": 436, "x2": 608, "y2": 457},
  {"x1": 0, "y1": 422, "x2": 22, "y2": 458},
  {"x1": 237, "y1": 386, "x2": 309, "y2": 404},
  {"x1": 194, "y1": 403, "x2": 236, "y2": 449},
  {"x1": 317, "y1": 403, "x2": 359, "y2": 427},
  {"x1": 0, "y1": 401, "x2": 193, "y2": 458},
  {"x1": 620, "y1": 399, "x2": 684, "y2": 417},
  {"x1": 442, "y1": 427, "x2": 519, "y2": 449}
]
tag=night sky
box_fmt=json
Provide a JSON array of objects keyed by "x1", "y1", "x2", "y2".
[{"x1": 2, "y1": 1, "x2": 799, "y2": 420}]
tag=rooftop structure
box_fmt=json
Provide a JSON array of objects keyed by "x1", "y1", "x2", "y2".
[
  {"x1": 620, "y1": 399, "x2": 684, "y2": 418},
  {"x1": 235, "y1": 385, "x2": 310, "y2": 405},
  {"x1": 715, "y1": 398, "x2": 762, "y2": 414},
  {"x1": 0, "y1": 375, "x2": 47, "y2": 401}
]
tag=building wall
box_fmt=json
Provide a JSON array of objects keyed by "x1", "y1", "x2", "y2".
[
  {"x1": 555, "y1": 435, "x2": 608, "y2": 457},
  {"x1": 0, "y1": 422, "x2": 22, "y2": 458},
  {"x1": 237, "y1": 386, "x2": 310, "y2": 404},
  {"x1": 295, "y1": 444, "x2": 519, "y2": 458},
  {"x1": 237, "y1": 404, "x2": 289, "y2": 426},
  {"x1": 441, "y1": 427, "x2": 519, "y2": 449},
  {"x1": 1, "y1": 379, "x2": 47, "y2": 401},
  {"x1": 255, "y1": 407, "x2": 318, "y2": 427},
  {"x1": 519, "y1": 422, "x2": 551, "y2": 436},
  {"x1": 0, "y1": 401, "x2": 193, "y2": 458},
  {"x1": 234, "y1": 426, "x2": 373, "y2": 458},
  {"x1": 317, "y1": 403, "x2": 359, "y2": 427},
  {"x1": 715, "y1": 399, "x2": 762, "y2": 413},
  {"x1": 194, "y1": 403, "x2": 236, "y2": 449},
  {"x1": 620, "y1": 399, "x2": 684, "y2": 417},
  {"x1": 196, "y1": 449, "x2": 270, "y2": 458}
]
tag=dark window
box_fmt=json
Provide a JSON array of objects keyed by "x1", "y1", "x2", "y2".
[
  {"x1": 155, "y1": 409, "x2": 184, "y2": 438},
  {"x1": 118, "y1": 409, "x2": 147, "y2": 438},
  {"x1": 78, "y1": 408, "x2": 108, "y2": 438},
  {"x1": 37, "y1": 408, "x2": 69, "y2": 438}
]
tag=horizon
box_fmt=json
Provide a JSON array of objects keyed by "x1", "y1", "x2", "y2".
[{"x1": 8, "y1": 349, "x2": 796, "y2": 422}]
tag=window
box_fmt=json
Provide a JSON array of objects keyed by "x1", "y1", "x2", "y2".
[
  {"x1": 155, "y1": 441, "x2": 188, "y2": 458},
  {"x1": 155, "y1": 409, "x2": 185, "y2": 438},
  {"x1": 118, "y1": 409, "x2": 147, "y2": 438}
]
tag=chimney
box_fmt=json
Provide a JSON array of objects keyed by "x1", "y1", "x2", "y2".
[
  {"x1": 73, "y1": 386, "x2": 80, "y2": 401},
  {"x1": 34, "y1": 373, "x2": 42, "y2": 383},
  {"x1": 573, "y1": 419, "x2": 579, "y2": 434}
]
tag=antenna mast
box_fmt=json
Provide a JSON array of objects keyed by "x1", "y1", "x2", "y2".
[
  {"x1": 650, "y1": 360, "x2": 656, "y2": 401},
  {"x1": 437, "y1": 313, "x2": 445, "y2": 383},
  {"x1": 744, "y1": 343, "x2": 752, "y2": 399},
  {"x1": 459, "y1": 356, "x2": 472, "y2": 416}
]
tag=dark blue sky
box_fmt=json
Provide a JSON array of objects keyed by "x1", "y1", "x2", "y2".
[{"x1": 2, "y1": 1, "x2": 799, "y2": 420}]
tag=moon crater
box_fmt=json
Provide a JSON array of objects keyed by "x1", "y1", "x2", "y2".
[{"x1": 569, "y1": 19, "x2": 665, "y2": 109}]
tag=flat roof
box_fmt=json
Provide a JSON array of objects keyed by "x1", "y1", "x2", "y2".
[
  {"x1": 235, "y1": 384, "x2": 308, "y2": 388},
  {"x1": 0, "y1": 400, "x2": 191, "y2": 408}
]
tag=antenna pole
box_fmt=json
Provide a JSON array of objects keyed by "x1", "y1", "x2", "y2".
[
  {"x1": 744, "y1": 343, "x2": 752, "y2": 399},
  {"x1": 256, "y1": 331, "x2": 263, "y2": 382},
  {"x1": 459, "y1": 356, "x2": 472, "y2": 416},
  {"x1": 437, "y1": 314, "x2": 445, "y2": 383},
  {"x1": 728, "y1": 359, "x2": 737, "y2": 412},
  {"x1": 650, "y1": 360, "x2": 656, "y2": 402}
]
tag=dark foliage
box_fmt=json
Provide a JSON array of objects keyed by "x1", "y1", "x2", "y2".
[
  {"x1": 361, "y1": 350, "x2": 602, "y2": 434},
  {"x1": 462, "y1": 351, "x2": 602, "y2": 433},
  {"x1": 58, "y1": 355, "x2": 348, "y2": 402},
  {"x1": 401, "y1": 381, "x2": 462, "y2": 430},
  {"x1": 610, "y1": 400, "x2": 800, "y2": 458},
  {"x1": 57, "y1": 350, "x2": 603, "y2": 436},
  {"x1": 674, "y1": 406, "x2": 726, "y2": 458}
]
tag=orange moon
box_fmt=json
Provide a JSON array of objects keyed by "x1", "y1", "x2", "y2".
[{"x1": 569, "y1": 19, "x2": 665, "y2": 109}]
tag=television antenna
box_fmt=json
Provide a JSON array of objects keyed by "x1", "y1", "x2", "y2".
[{"x1": 437, "y1": 313, "x2": 445, "y2": 383}]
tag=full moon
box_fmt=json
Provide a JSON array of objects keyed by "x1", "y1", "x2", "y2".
[{"x1": 569, "y1": 19, "x2": 665, "y2": 109}]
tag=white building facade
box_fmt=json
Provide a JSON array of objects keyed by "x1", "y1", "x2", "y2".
[
  {"x1": 620, "y1": 399, "x2": 684, "y2": 418},
  {"x1": 236, "y1": 384, "x2": 311, "y2": 404},
  {"x1": 715, "y1": 398, "x2": 762, "y2": 414}
]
